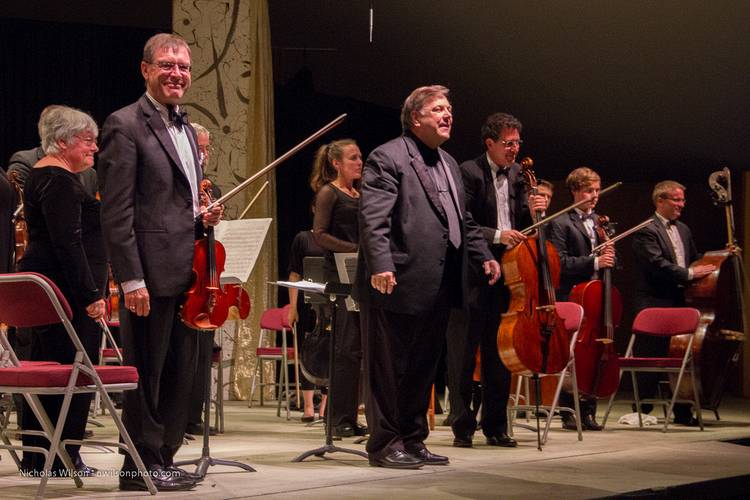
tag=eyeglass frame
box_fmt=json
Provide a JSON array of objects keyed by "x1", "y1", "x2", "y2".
[
  {"x1": 146, "y1": 60, "x2": 192, "y2": 74},
  {"x1": 499, "y1": 139, "x2": 523, "y2": 149}
]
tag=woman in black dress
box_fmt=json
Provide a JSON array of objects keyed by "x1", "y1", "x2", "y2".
[
  {"x1": 18, "y1": 105, "x2": 106, "y2": 476},
  {"x1": 309, "y1": 139, "x2": 365, "y2": 437}
]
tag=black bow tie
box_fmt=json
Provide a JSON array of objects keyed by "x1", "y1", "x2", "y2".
[
  {"x1": 666, "y1": 219, "x2": 677, "y2": 227},
  {"x1": 580, "y1": 212, "x2": 594, "y2": 222},
  {"x1": 167, "y1": 105, "x2": 187, "y2": 130},
  {"x1": 495, "y1": 166, "x2": 510, "y2": 177}
]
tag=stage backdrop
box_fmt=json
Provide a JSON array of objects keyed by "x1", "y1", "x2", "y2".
[{"x1": 174, "y1": 0, "x2": 276, "y2": 400}]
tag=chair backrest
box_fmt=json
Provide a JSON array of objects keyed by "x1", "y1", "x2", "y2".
[
  {"x1": 0, "y1": 272, "x2": 73, "y2": 328},
  {"x1": 632, "y1": 307, "x2": 700, "y2": 336},
  {"x1": 259, "y1": 304, "x2": 292, "y2": 331},
  {"x1": 555, "y1": 301, "x2": 584, "y2": 334}
]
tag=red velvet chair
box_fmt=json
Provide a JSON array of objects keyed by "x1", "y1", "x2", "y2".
[
  {"x1": 0, "y1": 272, "x2": 156, "y2": 497},
  {"x1": 248, "y1": 304, "x2": 300, "y2": 419},
  {"x1": 602, "y1": 307, "x2": 702, "y2": 432}
]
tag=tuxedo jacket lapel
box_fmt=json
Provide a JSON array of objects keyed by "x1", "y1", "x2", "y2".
[
  {"x1": 140, "y1": 97, "x2": 192, "y2": 190},
  {"x1": 652, "y1": 219, "x2": 678, "y2": 263}
]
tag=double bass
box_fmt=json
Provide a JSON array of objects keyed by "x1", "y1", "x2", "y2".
[
  {"x1": 569, "y1": 216, "x2": 622, "y2": 399},
  {"x1": 498, "y1": 158, "x2": 570, "y2": 377},
  {"x1": 181, "y1": 179, "x2": 251, "y2": 330},
  {"x1": 670, "y1": 168, "x2": 746, "y2": 413}
]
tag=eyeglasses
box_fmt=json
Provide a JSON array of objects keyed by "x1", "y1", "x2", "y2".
[
  {"x1": 665, "y1": 197, "x2": 686, "y2": 203},
  {"x1": 150, "y1": 61, "x2": 191, "y2": 73},
  {"x1": 75, "y1": 135, "x2": 97, "y2": 146},
  {"x1": 500, "y1": 139, "x2": 523, "y2": 149}
]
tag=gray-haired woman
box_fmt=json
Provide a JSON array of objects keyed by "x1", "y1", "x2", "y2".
[{"x1": 18, "y1": 105, "x2": 106, "y2": 477}]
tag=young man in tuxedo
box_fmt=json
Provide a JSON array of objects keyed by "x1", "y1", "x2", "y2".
[{"x1": 547, "y1": 167, "x2": 616, "y2": 431}]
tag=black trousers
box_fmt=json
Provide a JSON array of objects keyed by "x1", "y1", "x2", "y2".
[
  {"x1": 20, "y1": 315, "x2": 100, "y2": 472},
  {"x1": 361, "y1": 254, "x2": 458, "y2": 458},
  {"x1": 119, "y1": 296, "x2": 198, "y2": 470},
  {"x1": 187, "y1": 330, "x2": 215, "y2": 427},
  {"x1": 449, "y1": 283, "x2": 512, "y2": 438},
  {"x1": 329, "y1": 305, "x2": 362, "y2": 428}
]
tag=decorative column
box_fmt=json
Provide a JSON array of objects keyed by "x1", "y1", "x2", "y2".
[{"x1": 174, "y1": 0, "x2": 276, "y2": 400}]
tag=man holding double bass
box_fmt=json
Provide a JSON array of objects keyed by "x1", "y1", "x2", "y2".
[
  {"x1": 547, "y1": 166, "x2": 616, "y2": 431},
  {"x1": 630, "y1": 180, "x2": 715, "y2": 425},
  {"x1": 98, "y1": 33, "x2": 222, "y2": 491}
]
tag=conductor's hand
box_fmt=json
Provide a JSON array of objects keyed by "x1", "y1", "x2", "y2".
[
  {"x1": 500, "y1": 230, "x2": 526, "y2": 248},
  {"x1": 125, "y1": 287, "x2": 151, "y2": 317},
  {"x1": 484, "y1": 259, "x2": 502, "y2": 285},
  {"x1": 202, "y1": 203, "x2": 224, "y2": 227},
  {"x1": 86, "y1": 299, "x2": 107, "y2": 320},
  {"x1": 691, "y1": 264, "x2": 716, "y2": 280},
  {"x1": 371, "y1": 271, "x2": 397, "y2": 295}
]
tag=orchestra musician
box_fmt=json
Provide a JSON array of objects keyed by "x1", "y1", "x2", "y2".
[
  {"x1": 630, "y1": 180, "x2": 715, "y2": 425},
  {"x1": 310, "y1": 139, "x2": 366, "y2": 438},
  {"x1": 185, "y1": 122, "x2": 221, "y2": 438},
  {"x1": 0, "y1": 170, "x2": 14, "y2": 273},
  {"x1": 355, "y1": 85, "x2": 500, "y2": 469},
  {"x1": 547, "y1": 167, "x2": 615, "y2": 431},
  {"x1": 448, "y1": 112, "x2": 546, "y2": 449},
  {"x1": 17, "y1": 105, "x2": 106, "y2": 477},
  {"x1": 98, "y1": 33, "x2": 222, "y2": 492}
]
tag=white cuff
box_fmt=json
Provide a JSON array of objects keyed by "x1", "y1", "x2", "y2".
[
  {"x1": 121, "y1": 279, "x2": 147, "y2": 294},
  {"x1": 493, "y1": 230, "x2": 502, "y2": 245}
]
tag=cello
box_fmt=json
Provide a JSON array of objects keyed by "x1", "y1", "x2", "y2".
[
  {"x1": 181, "y1": 179, "x2": 251, "y2": 330},
  {"x1": 498, "y1": 158, "x2": 570, "y2": 377},
  {"x1": 569, "y1": 216, "x2": 622, "y2": 399},
  {"x1": 670, "y1": 168, "x2": 746, "y2": 414}
]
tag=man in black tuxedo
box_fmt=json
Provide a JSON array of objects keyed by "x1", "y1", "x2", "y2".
[
  {"x1": 547, "y1": 167, "x2": 616, "y2": 430},
  {"x1": 98, "y1": 33, "x2": 222, "y2": 491},
  {"x1": 630, "y1": 180, "x2": 714, "y2": 424},
  {"x1": 356, "y1": 85, "x2": 501, "y2": 469},
  {"x1": 448, "y1": 112, "x2": 546, "y2": 448}
]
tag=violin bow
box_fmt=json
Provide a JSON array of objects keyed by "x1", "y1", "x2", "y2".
[{"x1": 206, "y1": 114, "x2": 347, "y2": 211}]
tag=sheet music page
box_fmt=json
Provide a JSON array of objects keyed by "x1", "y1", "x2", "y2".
[
  {"x1": 213, "y1": 218, "x2": 272, "y2": 284},
  {"x1": 272, "y1": 280, "x2": 327, "y2": 294}
]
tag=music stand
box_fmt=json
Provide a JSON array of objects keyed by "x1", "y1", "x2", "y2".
[
  {"x1": 175, "y1": 328, "x2": 256, "y2": 476},
  {"x1": 271, "y1": 280, "x2": 368, "y2": 462}
]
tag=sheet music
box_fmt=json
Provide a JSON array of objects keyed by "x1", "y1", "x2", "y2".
[
  {"x1": 272, "y1": 280, "x2": 327, "y2": 294},
  {"x1": 334, "y1": 252, "x2": 359, "y2": 312},
  {"x1": 213, "y1": 218, "x2": 272, "y2": 284}
]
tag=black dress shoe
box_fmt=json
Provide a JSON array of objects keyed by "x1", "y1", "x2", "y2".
[
  {"x1": 333, "y1": 424, "x2": 354, "y2": 437},
  {"x1": 485, "y1": 433, "x2": 518, "y2": 447},
  {"x1": 352, "y1": 423, "x2": 369, "y2": 436},
  {"x1": 582, "y1": 414, "x2": 603, "y2": 431},
  {"x1": 73, "y1": 457, "x2": 99, "y2": 477},
  {"x1": 166, "y1": 465, "x2": 204, "y2": 482},
  {"x1": 405, "y1": 446, "x2": 449, "y2": 465},
  {"x1": 369, "y1": 450, "x2": 423, "y2": 469},
  {"x1": 119, "y1": 466, "x2": 197, "y2": 491},
  {"x1": 301, "y1": 415, "x2": 315, "y2": 423},
  {"x1": 561, "y1": 414, "x2": 578, "y2": 431},
  {"x1": 452, "y1": 434, "x2": 473, "y2": 448}
]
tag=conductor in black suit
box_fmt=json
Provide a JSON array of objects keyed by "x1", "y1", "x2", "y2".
[
  {"x1": 630, "y1": 180, "x2": 714, "y2": 424},
  {"x1": 98, "y1": 33, "x2": 222, "y2": 491},
  {"x1": 449, "y1": 112, "x2": 547, "y2": 448},
  {"x1": 356, "y1": 85, "x2": 501, "y2": 469},
  {"x1": 547, "y1": 167, "x2": 616, "y2": 431}
]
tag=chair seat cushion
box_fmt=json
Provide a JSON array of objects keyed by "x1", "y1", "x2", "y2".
[
  {"x1": 102, "y1": 348, "x2": 122, "y2": 358},
  {"x1": 0, "y1": 364, "x2": 139, "y2": 387},
  {"x1": 18, "y1": 361, "x2": 59, "y2": 367},
  {"x1": 256, "y1": 347, "x2": 295, "y2": 359},
  {"x1": 619, "y1": 357, "x2": 683, "y2": 368}
]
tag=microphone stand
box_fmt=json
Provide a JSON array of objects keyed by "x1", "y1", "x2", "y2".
[{"x1": 175, "y1": 329, "x2": 256, "y2": 477}]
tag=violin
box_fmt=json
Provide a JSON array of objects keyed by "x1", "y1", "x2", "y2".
[
  {"x1": 569, "y1": 215, "x2": 622, "y2": 398},
  {"x1": 181, "y1": 179, "x2": 251, "y2": 330},
  {"x1": 8, "y1": 171, "x2": 28, "y2": 264},
  {"x1": 498, "y1": 158, "x2": 570, "y2": 376}
]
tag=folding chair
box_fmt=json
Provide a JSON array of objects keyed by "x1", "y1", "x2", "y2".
[
  {"x1": 248, "y1": 304, "x2": 300, "y2": 419},
  {"x1": 602, "y1": 307, "x2": 702, "y2": 432},
  {"x1": 0, "y1": 272, "x2": 156, "y2": 497},
  {"x1": 509, "y1": 301, "x2": 585, "y2": 444}
]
